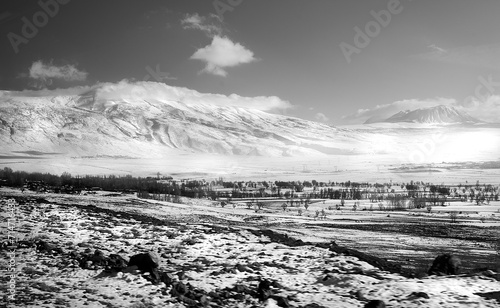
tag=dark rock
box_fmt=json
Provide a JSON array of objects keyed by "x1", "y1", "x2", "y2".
[
  {"x1": 301, "y1": 304, "x2": 328, "y2": 308},
  {"x1": 475, "y1": 292, "x2": 500, "y2": 305},
  {"x1": 107, "y1": 254, "x2": 128, "y2": 272},
  {"x1": 236, "y1": 263, "x2": 254, "y2": 273},
  {"x1": 90, "y1": 250, "x2": 107, "y2": 266},
  {"x1": 150, "y1": 268, "x2": 161, "y2": 284},
  {"x1": 128, "y1": 251, "x2": 160, "y2": 273},
  {"x1": 258, "y1": 279, "x2": 272, "y2": 301},
  {"x1": 36, "y1": 240, "x2": 54, "y2": 252},
  {"x1": 409, "y1": 291, "x2": 430, "y2": 299},
  {"x1": 354, "y1": 290, "x2": 369, "y2": 301},
  {"x1": 428, "y1": 254, "x2": 461, "y2": 276},
  {"x1": 68, "y1": 250, "x2": 80, "y2": 259},
  {"x1": 177, "y1": 294, "x2": 198, "y2": 306},
  {"x1": 271, "y1": 295, "x2": 291, "y2": 307},
  {"x1": 364, "y1": 300, "x2": 386, "y2": 308},
  {"x1": 160, "y1": 272, "x2": 176, "y2": 287},
  {"x1": 232, "y1": 293, "x2": 245, "y2": 300},
  {"x1": 170, "y1": 282, "x2": 188, "y2": 297},
  {"x1": 234, "y1": 284, "x2": 252, "y2": 294},
  {"x1": 53, "y1": 246, "x2": 64, "y2": 254}
]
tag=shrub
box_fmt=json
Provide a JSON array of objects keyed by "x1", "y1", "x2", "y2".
[
  {"x1": 426, "y1": 204, "x2": 432, "y2": 213},
  {"x1": 449, "y1": 211, "x2": 458, "y2": 223},
  {"x1": 378, "y1": 203, "x2": 385, "y2": 211}
]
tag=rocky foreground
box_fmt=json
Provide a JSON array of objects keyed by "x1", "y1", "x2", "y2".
[{"x1": 1, "y1": 191, "x2": 499, "y2": 308}]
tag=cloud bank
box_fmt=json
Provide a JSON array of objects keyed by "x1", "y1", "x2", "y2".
[
  {"x1": 2, "y1": 80, "x2": 292, "y2": 113},
  {"x1": 25, "y1": 60, "x2": 88, "y2": 88}
]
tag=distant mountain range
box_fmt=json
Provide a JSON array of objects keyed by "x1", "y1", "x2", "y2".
[
  {"x1": 364, "y1": 105, "x2": 480, "y2": 124},
  {"x1": 0, "y1": 82, "x2": 361, "y2": 158},
  {"x1": 0, "y1": 82, "x2": 496, "y2": 165}
]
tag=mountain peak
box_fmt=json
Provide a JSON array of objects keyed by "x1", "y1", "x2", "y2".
[{"x1": 375, "y1": 105, "x2": 480, "y2": 124}]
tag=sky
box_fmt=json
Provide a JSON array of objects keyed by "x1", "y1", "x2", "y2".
[{"x1": 1, "y1": 0, "x2": 499, "y2": 124}]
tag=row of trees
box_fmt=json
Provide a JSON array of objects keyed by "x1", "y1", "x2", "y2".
[{"x1": 1, "y1": 168, "x2": 498, "y2": 204}]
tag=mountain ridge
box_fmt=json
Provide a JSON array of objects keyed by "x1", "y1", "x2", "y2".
[
  {"x1": 0, "y1": 82, "x2": 355, "y2": 158},
  {"x1": 365, "y1": 105, "x2": 480, "y2": 124}
]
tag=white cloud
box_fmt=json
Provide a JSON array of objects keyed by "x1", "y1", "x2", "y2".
[
  {"x1": 25, "y1": 60, "x2": 88, "y2": 88},
  {"x1": 85, "y1": 80, "x2": 291, "y2": 113},
  {"x1": 315, "y1": 112, "x2": 329, "y2": 122},
  {"x1": 190, "y1": 36, "x2": 257, "y2": 77},
  {"x1": 181, "y1": 13, "x2": 222, "y2": 36},
  {"x1": 4, "y1": 80, "x2": 291, "y2": 113}
]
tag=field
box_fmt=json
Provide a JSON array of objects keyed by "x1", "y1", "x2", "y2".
[
  {"x1": 1, "y1": 187, "x2": 499, "y2": 307},
  {"x1": 2, "y1": 152, "x2": 500, "y2": 184}
]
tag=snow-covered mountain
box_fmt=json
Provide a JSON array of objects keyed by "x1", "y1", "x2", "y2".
[
  {"x1": 2, "y1": 82, "x2": 498, "y2": 174},
  {"x1": 0, "y1": 82, "x2": 361, "y2": 158},
  {"x1": 367, "y1": 105, "x2": 480, "y2": 124}
]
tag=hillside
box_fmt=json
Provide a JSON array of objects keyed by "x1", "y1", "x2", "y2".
[{"x1": 0, "y1": 82, "x2": 356, "y2": 158}]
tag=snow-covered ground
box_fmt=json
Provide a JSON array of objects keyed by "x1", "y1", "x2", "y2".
[
  {"x1": 2, "y1": 152, "x2": 500, "y2": 185},
  {"x1": 1, "y1": 188, "x2": 499, "y2": 307}
]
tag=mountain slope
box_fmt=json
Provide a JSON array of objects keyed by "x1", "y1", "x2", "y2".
[
  {"x1": 371, "y1": 105, "x2": 480, "y2": 124},
  {"x1": 0, "y1": 82, "x2": 358, "y2": 158}
]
